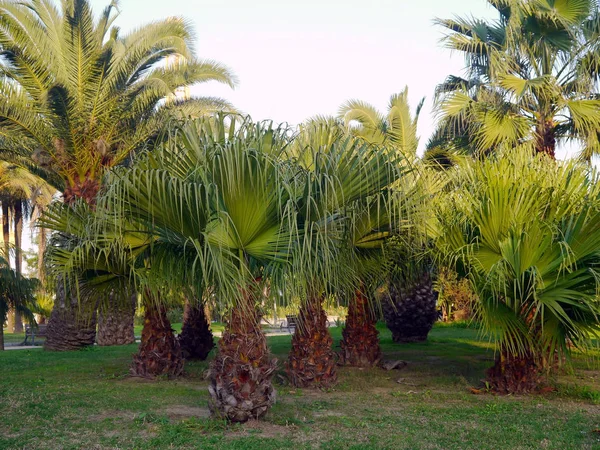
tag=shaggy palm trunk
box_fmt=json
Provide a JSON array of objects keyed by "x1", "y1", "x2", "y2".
[
  {"x1": 44, "y1": 280, "x2": 97, "y2": 351},
  {"x1": 383, "y1": 273, "x2": 438, "y2": 343},
  {"x1": 96, "y1": 292, "x2": 136, "y2": 346},
  {"x1": 535, "y1": 119, "x2": 556, "y2": 159},
  {"x1": 339, "y1": 288, "x2": 381, "y2": 367},
  {"x1": 287, "y1": 295, "x2": 337, "y2": 388},
  {"x1": 45, "y1": 181, "x2": 101, "y2": 350},
  {"x1": 131, "y1": 298, "x2": 183, "y2": 378},
  {"x1": 485, "y1": 350, "x2": 544, "y2": 394},
  {"x1": 13, "y1": 201, "x2": 23, "y2": 333},
  {"x1": 179, "y1": 299, "x2": 214, "y2": 360},
  {"x1": 208, "y1": 289, "x2": 276, "y2": 422}
]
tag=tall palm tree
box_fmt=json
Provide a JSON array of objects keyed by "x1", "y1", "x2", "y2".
[
  {"x1": 0, "y1": 0, "x2": 237, "y2": 349},
  {"x1": 0, "y1": 162, "x2": 54, "y2": 332},
  {"x1": 433, "y1": 0, "x2": 600, "y2": 160},
  {"x1": 0, "y1": 255, "x2": 37, "y2": 350},
  {"x1": 435, "y1": 150, "x2": 600, "y2": 393}
]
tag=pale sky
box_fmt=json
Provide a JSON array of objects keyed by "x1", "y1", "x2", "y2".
[{"x1": 90, "y1": 0, "x2": 500, "y2": 154}]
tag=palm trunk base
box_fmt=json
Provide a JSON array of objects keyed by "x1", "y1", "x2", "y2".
[
  {"x1": 0, "y1": 327, "x2": 4, "y2": 351},
  {"x1": 208, "y1": 306, "x2": 276, "y2": 423},
  {"x1": 339, "y1": 290, "x2": 381, "y2": 367},
  {"x1": 97, "y1": 293, "x2": 136, "y2": 346},
  {"x1": 486, "y1": 353, "x2": 544, "y2": 394},
  {"x1": 179, "y1": 301, "x2": 214, "y2": 360},
  {"x1": 131, "y1": 304, "x2": 183, "y2": 379},
  {"x1": 287, "y1": 297, "x2": 337, "y2": 388},
  {"x1": 44, "y1": 284, "x2": 97, "y2": 351}
]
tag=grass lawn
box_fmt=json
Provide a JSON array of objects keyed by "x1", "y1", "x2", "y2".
[{"x1": 0, "y1": 324, "x2": 599, "y2": 450}]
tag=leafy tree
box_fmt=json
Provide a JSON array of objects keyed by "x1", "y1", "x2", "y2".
[
  {"x1": 434, "y1": 150, "x2": 600, "y2": 393},
  {"x1": 432, "y1": 0, "x2": 600, "y2": 160},
  {"x1": 0, "y1": 0, "x2": 237, "y2": 349}
]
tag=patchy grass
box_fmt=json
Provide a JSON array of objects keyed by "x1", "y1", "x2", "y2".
[{"x1": 1, "y1": 323, "x2": 599, "y2": 449}]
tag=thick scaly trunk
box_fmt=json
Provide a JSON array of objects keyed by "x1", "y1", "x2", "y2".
[
  {"x1": 485, "y1": 350, "x2": 544, "y2": 394},
  {"x1": 179, "y1": 299, "x2": 214, "y2": 360},
  {"x1": 339, "y1": 288, "x2": 381, "y2": 367},
  {"x1": 44, "y1": 279, "x2": 97, "y2": 351},
  {"x1": 535, "y1": 118, "x2": 556, "y2": 159},
  {"x1": 96, "y1": 292, "x2": 136, "y2": 346},
  {"x1": 45, "y1": 178, "x2": 101, "y2": 350},
  {"x1": 287, "y1": 294, "x2": 337, "y2": 388},
  {"x1": 0, "y1": 325, "x2": 4, "y2": 351},
  {"x1": 13, "y1": 201, "x2": 23, "y2": 333},
  {"x1": 130, "y1": 295, "x2": 183, "y2": 378},
  {"x1": 383, "y1": 273, "x2": 438, "y2": 343},
  {"x1": 208, "y1": 288, "x2": 276, "y2": 422}
]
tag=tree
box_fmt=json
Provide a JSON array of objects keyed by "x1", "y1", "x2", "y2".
[
  {"x1": 0, "y1": 255, "x2": 37, "y2": 350},
  {"x1": 434, "y1": 150, "x2": 600, "y2": 393},
  {"x1": 0, "y1": 0, "x2": 237, "y2": 349},
  {"x1": 433, "y1": 0, "x2": 600, "y2": 160},
  {"x1": 286, "y1": 122, "x2": 401, "y2": 383},
  {"x1": 336, "y1": 91, "x2": 441, "y2": 345},
  {"x1": 0, "y1": 162, "x2": 54, "y2": 332}
]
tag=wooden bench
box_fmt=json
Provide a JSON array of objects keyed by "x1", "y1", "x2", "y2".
[
  {"x1": 280, "y1": 315, "x2": 298, "y2": 333},
  {"x1": 23, "y1": 324, "x2": 48, "y2": 345}
]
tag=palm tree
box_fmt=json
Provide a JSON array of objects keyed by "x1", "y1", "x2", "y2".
[
  {"x1": 433, "y1": 0, "x2": 600, "y2": 160},
  {"x1": 0, "y1": 0, "x2": 237, "y2": 349},
  {"x1": 435, "y1": 150, "x2": 600, "y2": 393},
  {"x1": 75, "y1": 116, "x2": 296, "y2": 421},
  {"x1": 286, "y1": 122, "x2": 401, "y2": 383},
  {"x1": 336, "y1": 91, "x2": 441, "y2": 345},
  {"x1": 339, "y1": 87, "x2": 423, "y2": 155},
  {"x1": 0, "y1": 162, "x2": 54, "y2": 332},
  {"x1": 0, "y1": 256, "x2": 37, "y2": 350}
]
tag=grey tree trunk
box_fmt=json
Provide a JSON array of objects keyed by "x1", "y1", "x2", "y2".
[{"x1": 13, "y1": 200, "x2": 23, "y2": 333}]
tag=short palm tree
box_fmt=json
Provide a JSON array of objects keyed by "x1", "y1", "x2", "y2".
[
  {"x1": 79, "y1": 116, "x2": 297, "y2": 421},
  {"x1": 433, "y1": 0, "x2": 600, "y2": 160},
  {"x1": 286, "y1": 122, "x2": 401, "y2": 384},
  {"x1": 435, "y1": 150, "x2": 600, "y2": 393},
  {"x1": 0, "y1": 0, "x2": 237, "y2": 350},
  {"x1": 337, "y1": 92, "x2": 440, "y2": 345}
]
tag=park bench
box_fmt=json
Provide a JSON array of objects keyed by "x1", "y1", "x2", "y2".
[
  {"x1": 22, "y1": 324, "x2": 48, "y2": 345},
  {"x1": 280, "y1": 315, "x2": 298, "y2": 333}
]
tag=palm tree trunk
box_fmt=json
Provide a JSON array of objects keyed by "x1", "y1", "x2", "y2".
[
  {"x1": 13, "y1": 200, "x2": 23, "y2": 333},
  {"x1": 339, "y1": 287, "x2": 381, "y2": 367},
  {"x1": 45, "y1": 179, "x2": 102, "y2": 350},
  {"x1": 535, "y1": 118, "x2": 556, "y2": 159},
  {"x1": 383, "y1": 273, "x2": 438, "y2": 343},
  {"x1": 2, "y1": 203, "x2": 16, "y2": 333},
  {"x1": 96, "y1": 291, "x2": 136, "y2": 346},
  {"x1": 208, "y1": 287, "x2": 276, "y2": 422},
  {"x1": 130, "y1": 292, "x2": 183, "y2": 378},
  {"x1": 179, "y1": 299, "x2": 214, "y2": 360},
  {"x1": 44, "y1": 279, "x2": 97, "y2": 351},
  {"x1": 485, "y1": 350, "x2": 544, "y2": 394},
  {"x1": 2, "y1": 202, "x2": 9, "y2": 261},
  {"x1": 287, "y1": 294, "x2": 337, "y2": 388}
]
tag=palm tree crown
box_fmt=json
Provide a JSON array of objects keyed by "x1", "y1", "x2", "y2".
[{"x1": 0, "y1": 0, "x2": 237, "y2": 203}]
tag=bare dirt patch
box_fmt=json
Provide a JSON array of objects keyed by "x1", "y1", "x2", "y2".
[{"x1": 164, "y1": 405, "x2": 211, "y2": 419}]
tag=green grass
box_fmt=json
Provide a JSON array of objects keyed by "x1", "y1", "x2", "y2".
[{"x1": 1, "y1": 323, "x2": 599, "y2": 449}]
